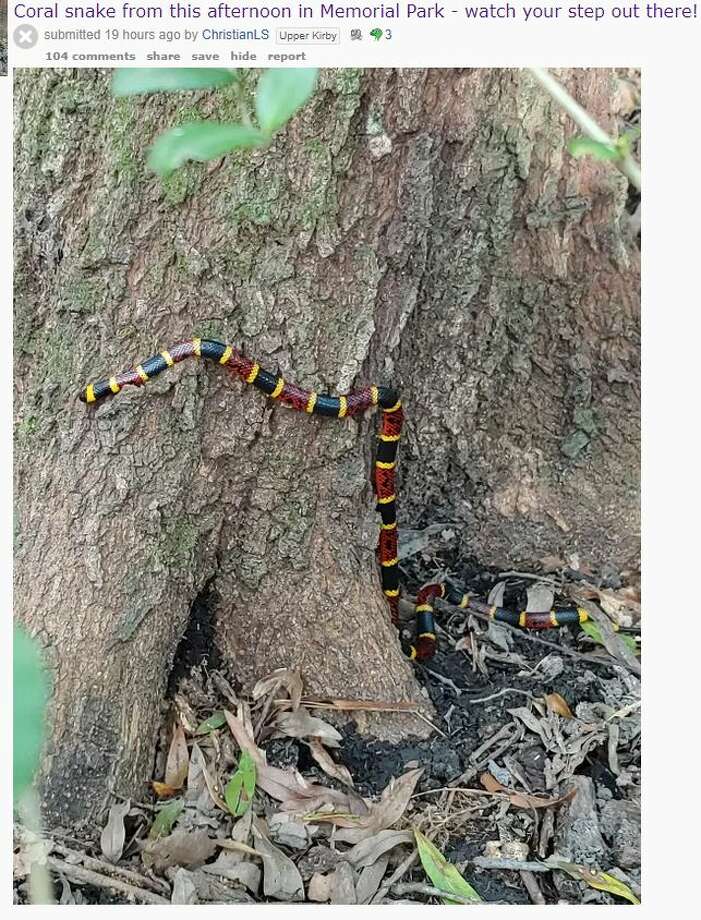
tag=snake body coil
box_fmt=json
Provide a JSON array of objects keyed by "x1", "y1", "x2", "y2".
[{"x1": 80, "y1": 337, "x2": 588, "y2": 659}]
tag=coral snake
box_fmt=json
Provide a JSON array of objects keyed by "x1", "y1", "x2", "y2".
[{"x1": 80, "y1": 338, "x2": 589, "y2": 660}]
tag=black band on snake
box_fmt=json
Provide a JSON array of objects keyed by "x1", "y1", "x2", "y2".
[{"x1": 79, "y1": 337, "x2": 589, "y2": 660}]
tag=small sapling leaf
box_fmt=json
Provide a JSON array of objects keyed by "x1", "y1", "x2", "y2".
[
  {"x1": 255, "y1": 68, "x2": 318, "y2": 135},
  {"x1": 112, "y1": 68, "x2": 238, "y2": 97},
  {"x1": 568, "y1": 136, "x2": 620, "y2": 161},
  {"x1": 149, "y1": 799, "x2": 185, "y2": 840},
  {"x1": 148, "y1": 122, "x2": 266, "y2": 176},
  {"x1": 224, "y1": 751, "x2": 257, "y2": 817},
  {"x1": 13, "y1": 627, "x2": 49, "y2": 805},
  {"x1": 414, "y1": 828, "x2": 483, "y2": 904}
]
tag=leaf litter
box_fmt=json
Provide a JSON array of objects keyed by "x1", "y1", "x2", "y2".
[{"x1": 13, "y1": 563, "x2": 641, "y2": 906}]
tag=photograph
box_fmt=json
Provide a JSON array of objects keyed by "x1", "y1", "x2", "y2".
[{"x1": 13, "y1": 66, "x2": 641, "y2": 906}]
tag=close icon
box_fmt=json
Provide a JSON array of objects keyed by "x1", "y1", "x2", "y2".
[{"x1": 14, "y1": 25, "x2": 39, "y2": 49}]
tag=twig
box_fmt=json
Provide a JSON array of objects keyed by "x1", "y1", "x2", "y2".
[
  {"x1": 520, "y1": 870, "x2": 546, "y2": 904},
  {"x1": 50, "y1": 843, "x2": 169, "y2": 896},
  {"x1": 473, "y1": 856, "x2": 551, "y2": 872},
  {"x1": 469, "y1": 724, "x2": 514, "y2": 764},
  {"x1": 606, "y1": 700, "x2": 641, "y2": 723},
  {"x1": 411, "y1": 786, "x2": 516, "y2": 802},
  {"x1": 419, "y1": 667, "x2": 467, "y2": 695},
  {"x1": 529, "y1": 68, "x2": 641, "y2": 190},
  {"x1": 391, "y1": 881, "x2": 480, "y2": 904},
  {"x1": 371, "y1": 846, "x2": 419, "y2": 904},
  {"x1": 414, "y1": 709, "x2": 449, "y2": 739},
  {"x1": 254, "y1": 677, "x2": 281, "y2": 742},
  {"x1": 498, "y1": 570, "x2": 563, "y2": 588},
  {"x1": 45, "y1": 856, "x2": 170, "y2": 905},
  {"x1": 462, "y1": 687, "x2": 534, "y2": 706}
]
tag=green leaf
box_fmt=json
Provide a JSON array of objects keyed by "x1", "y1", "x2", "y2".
[
  {"x1": 149, "y1": 799, "x2": 185, "y2": 840},
  {"x1": 581, "y1": 620, "x2": 605, "y2": 644},
  {"x1": 255, "y1": 68, "x2": 318, "y2": 135},
  {"x1": 224, "y1": 751, "x2": 257, "y2": 817},
  {"x1": 550, "y1": 860, "x2": 640, "y2": 904},
  {"x1": 581, "y1": 621, "x2": 637, "y2": 655},
  {"x1": 148, "y1": 122, "x2": 266, "y2": 176},
  {"x1": 615, "y1": 128, "x2": 640, "y2": 157},
  {"x1": 568, "y1": 136, "x2": 620, "y2": 161},
  {"x1": 112, "y1": 68, "x2": 237, "y2": 97},
  {"x1": 13, "y1": 627, "x2": 49, "y2": 805},
  {"x1": 414, "y1": 828, "x2": 482, "y2": 904},
  {"x1": 195, "y1": 711, "x2": 227, "y2": 734}
]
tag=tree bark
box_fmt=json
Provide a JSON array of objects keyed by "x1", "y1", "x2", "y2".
[
  {"x1": 1, "y1": 2, "x2": 7, "y2": 77},
  {"x1": 14, "y1": 68, "x2": 639, "y2": 828}
]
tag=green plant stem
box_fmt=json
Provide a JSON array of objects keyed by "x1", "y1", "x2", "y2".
[
  {"x1": 18, "y1": 790, "x2": 55, "y2": 905},
  {"x1": 529, "y1": 67, "x2": 641, "y2": 191}
]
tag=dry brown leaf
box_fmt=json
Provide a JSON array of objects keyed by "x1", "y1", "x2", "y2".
[
  {"x1": 302, "y1": 810, "x2": 366, "y2": 829},
  {"x1": 171, "y1": 868, "x2": 198, "y2": 905},
  {"x1": 200, "y1": 811, "x2": 261, "y2": 893},
  {"x1": 480, "y1": 772, "x2": 505, "y2": 795},
  {"x1": 526, "y1": 583, "x2": 555, "y2": 612},
  {"x1": 487, "y1": 581, "x2": 506, "y2": 606},
  {"x1": 573, "y1": 584, "x2": 641, "y2": 617},
  {"x1": 100, "y1": 801, "x2": 131, "y2": 863},
  {"x1": 479, "y1": 773, "x2": 575, "y2": 810},
  {"x1": 198, "y1": 752, "x2": 229, "y2": 813},
  {"x1": 268, "y1": 812, "x2": 316, "y2": 849},
  {"x1": 184, "y1": 868, "x2": 256, "y2": 903},
  {"x1": 508, "y1": 706, "x2": 548, "y2": 740},
  {"x1": 165, "y1": 722, "x2": 190, "y2": 791},
  {"x1": 308, "y1": 739, "x2": 354, "y2": 787},
  {"x1": 329, "y1": 861, "x2": 357, "y2": 904},
  {"x1": 251, "y1": 818, "x2": 304, "y2": 902},
  {"x1": 214, "y1": 839, "x2": 263, "y2": 858},
  {"x1": 304, "y1": 698, "x2": 418, "y2": 713},
  {"x1": 575, "y1": 600, "x2": 641, "y2": 675},
  {"x1": 210, "y1": 671, "x2": 240, "y2": 708},
  {"x1": 274, "y1": 708, "x2": 343, "y2": 745},
  {"x1": 356, "y1": 855, "x2": 390, "y2": 904},
  {"x1": 231, "y1": 808, "x2": 254, "y2": 846},
  {"x1": 142, "y1": 829, "x2": 217, "y2": 872},
  {"x1": 261, "y1": 763, "x2": 351, "y2": 812},
  {"x1": 253, "y1": 668, "x2": 303, "y2": 712},
  {"x1": 225, "y1": 710, "x2": 265, "y2": 766},
  {"x1": 226, "y1": 708, "x2": 351, "y2": 811},
  {"x1": 544, "y1": 692, "x2": 574, "y2": 720},
  {"x1": 540, "y1": 555, "x2": 565, "y2": 573},
  {"x1": 152, "y1": 781, "x2": 181, "y2": 799},
  {"x1": 334, "y1": 768, "x2": 423, "y2": 844},
  {"x1": 186, "y1": 742, "x2": 216, "y2": 811},
  {"x1": 344, "y1": 829, "x2": 414, "y2": 867},
  {"x1": 202, "y1": 853, "x2": 261, "y2": 895}
]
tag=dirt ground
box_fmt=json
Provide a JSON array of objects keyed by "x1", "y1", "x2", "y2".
[{"x1": 13, "y1": 541, "x2": 641, "y2": 906}]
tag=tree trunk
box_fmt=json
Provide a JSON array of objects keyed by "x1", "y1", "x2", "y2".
[
  {"x1": 1, "y1": 2, "x2": 7, "y2": 77},
  {"x1": 14, "y1": 68, "x2": 639, "y2": 829}
]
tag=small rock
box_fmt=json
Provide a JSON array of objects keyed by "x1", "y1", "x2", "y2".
[
  {"x1": 554, "y1": 776, "x2": 609, "y2": 866},
  {"x1": 599, "y1": 799, "x2": 641, "y2": 869},
  {"x1": 297, "y1": 845, "x2": 344, "y2": 882}
]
